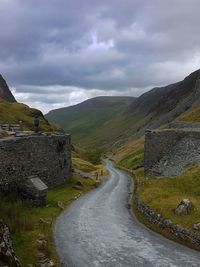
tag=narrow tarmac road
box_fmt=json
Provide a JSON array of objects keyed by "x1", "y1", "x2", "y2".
[{"x1": 54, "y1": 160, "x2": 200, "y2": 267}]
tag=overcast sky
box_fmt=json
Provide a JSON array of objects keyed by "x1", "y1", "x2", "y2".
[{"x1": 1, "y1": 0, "x2": 200, "y2": 113}]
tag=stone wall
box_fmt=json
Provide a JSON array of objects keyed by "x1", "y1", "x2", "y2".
[
  {"x1": 117, "y1": 164, "x2": 200, "y2": 250},
  {"x1": 0, "y1": 134, "x2": 72, "y2": 192},
  {"x1": 134, "y1": 194, "x2": 200, "y2": 250},
  {"x1": 144, "y1": 129, "x2": 200, "y2": 176},
  {"x1": 168, "y1": 121, "x2": 200, "y2": 129}
]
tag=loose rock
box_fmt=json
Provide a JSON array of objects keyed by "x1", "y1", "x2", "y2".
[
  {"x1": 57, "y1": 201, "x2": 65, "y2": 209},
  {"x1": 193, "y1": 222, "x2": 200, "y2": 231},
  {"x1": 0, "y1": 219, "x2": 21, "y2": 267},
  {"x1": 174, "y1": 199, "x2": 193, "y2": 215}
]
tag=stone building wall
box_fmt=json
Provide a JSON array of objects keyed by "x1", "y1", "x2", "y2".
[
  {"x1": 144, "y1": 129, "x2": 200, "y2": 176},
  {"x1": 0, "y1": 134, "x2": 72, "y2": 192}
]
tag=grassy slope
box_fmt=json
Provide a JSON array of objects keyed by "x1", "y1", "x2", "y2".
[
  {"x1": 72, "y1": 157, "x2": 98, "y2": 172},
  {"x1": 1, "y1": 173, "x2": 99, "y2": 266},
  {"x1": 0, "y1": 97, "x2": 56, "y2": 131},
  {"x1": 136, "y1": 166, "x2": 200, "y2": 230},
  {"x1": 113, "y1": 137, "x2": 144, "y2": 170},
  {"x1": 46, "y1": 96, "x2": 136, "y2": 149}
]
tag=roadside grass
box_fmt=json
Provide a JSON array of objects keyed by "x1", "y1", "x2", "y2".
[
  {"x1": 118, "y1": 149, "x2": 144, "y2": 170},
  {"x1": 113, "y1": 137, "x2": 144, "y2": 170},
  {"x1": 72, "y1": 157, "x2": 98, "y2": 172},
  {"x1": 136, "y1": 166, "x2": 200, "y2": 230},
  {"x1": 0, "y1": 173, "x2": 98, "y2": 266},
  {"x1": 112, "y1": 137, "x2": 144, "y2": 162}
]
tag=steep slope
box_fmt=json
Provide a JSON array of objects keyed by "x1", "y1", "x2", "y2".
[
  {"x1": 123, "y1": 69, "x2": 200, "y2": 135},
  {"x1": 0, "y1": 97, "x2": 55, "y2": 131},
  {"x1": 0, "y1": 74, "x2": 56, "y2": 132},
  {"x1": 0, "y1": 74, "x2": 16, "y2": 102},
  {"x1": 110, "y1": 69, "x2": 200, "y2": 147}
]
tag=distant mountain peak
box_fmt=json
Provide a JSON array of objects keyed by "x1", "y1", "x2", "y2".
[{"x1": 0, "y1": 74, "x2": 16, "y2": 102}]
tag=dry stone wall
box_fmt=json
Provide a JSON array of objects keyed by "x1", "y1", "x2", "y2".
[
  {"x1": 0, "y1": 134, "x2": 72, "y2": 192},
  {"x1": 144, "y1": 129, "x2": 200, "y2": 176},
  {"x1": 134, "y1": 195, "x2": 200, "y2": 250}
]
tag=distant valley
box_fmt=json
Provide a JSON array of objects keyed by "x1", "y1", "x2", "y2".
[{"x1": 46, "y1": 69, "x2": 200, "y2": 152}]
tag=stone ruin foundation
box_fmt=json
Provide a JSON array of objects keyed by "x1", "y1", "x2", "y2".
[
  {"x1": 0, "y1": 133, "x2": 72, "y2": 205},
  {"x1": 144, "y1": 128, "x2": 200, "y2": 177}
]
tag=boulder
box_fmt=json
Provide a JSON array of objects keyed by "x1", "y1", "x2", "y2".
[
  {"x1": 57, "y1": 201, "x2": 64, "y2": 209},
  {"x1": 174, "y1": 199, "x2": 193, "y2": 215},
  {"x1": 193, "y1": 222, "x2": 200, "y2": 231},
  {"x1": 20, "y1": 176, "x2": 48, "y2": 206}
]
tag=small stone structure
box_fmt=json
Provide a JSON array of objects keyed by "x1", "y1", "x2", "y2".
[
  {"x1": 20, "y1": 176, "x2": 48, "y2": 206},
  {"x1": 144, "y1": 128, "x2": 200, "y2": 177},
  {"x1": 0, "y1": 133, "x2": 72, "y2": 194},
  {"x1": 0, "y1": 123, "x2": 21, "y2": 132}
]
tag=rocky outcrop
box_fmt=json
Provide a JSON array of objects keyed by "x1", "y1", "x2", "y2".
[
  {"x1": 0, "y1": 74, "x2": 16, "y2": 102},
  {"x1": 174, "y1": 199, "x2": 193, "y2": 215},
  {"x1": 193, "y1": 223, "x2": 200, "y2": 231},
  {"x1": 0, "y1": 219, "x2": 21, "y2": 267}
]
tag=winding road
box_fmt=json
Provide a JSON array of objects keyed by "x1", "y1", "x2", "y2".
[{"x1": 54, "y1": 160, "x2": 200, "y2": 267}]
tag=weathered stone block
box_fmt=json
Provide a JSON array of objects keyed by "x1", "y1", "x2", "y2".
[{"x1": 20, "y1": 176, "x2": 48, "y2": 206}]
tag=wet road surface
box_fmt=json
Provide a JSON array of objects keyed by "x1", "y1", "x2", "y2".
[{"x1": 54, "y1": 160, "x2": 200, "y2": 267}]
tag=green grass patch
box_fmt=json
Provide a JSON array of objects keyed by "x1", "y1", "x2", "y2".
[
  {"x1": 0, "y1": 174, "x2": 98, "y2": 266},
  {"x1": 136, "y1": 166, "x2": 200, "y2": 230},
  {"x1": 72, "y1": 157, "x2": 98, "y2": 172},
  {"x1": 118, "y1": 149, "x2": 144, "y2": 170}
]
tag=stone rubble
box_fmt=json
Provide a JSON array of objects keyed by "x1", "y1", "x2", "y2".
[
  {"x1": 0, "y1": 219, "x2": 21, "y2": 267},
  {"x1": 144, "y1": 129, "x2": 200, "y2": 177}
]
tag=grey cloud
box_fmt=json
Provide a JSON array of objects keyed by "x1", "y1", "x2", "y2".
[{"x1": 1, "y1": 0, "x2": 200, "y2": 112}]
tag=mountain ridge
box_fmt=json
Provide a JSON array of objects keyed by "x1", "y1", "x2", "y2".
[{"x1": 46, "y1": 69, "x2": 200, "y2": 150}]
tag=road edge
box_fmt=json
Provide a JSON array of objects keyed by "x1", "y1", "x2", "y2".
[{"x1": 116, "y1": 164, "x2": 200, "y2": 252}]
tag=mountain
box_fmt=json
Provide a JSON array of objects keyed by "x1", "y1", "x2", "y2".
[
  {"x1": 46, "y1": 69, "x2": 200, "y2": 151},
  {"x1": 0, "y1": 74, "x2": 56, "y2": 132},
  {"x1": 0, "y1": 75, "x2": 16, "y2": 102},
  {"x1": 46, "y1": 96, "x2": 134, "y2": 149}
]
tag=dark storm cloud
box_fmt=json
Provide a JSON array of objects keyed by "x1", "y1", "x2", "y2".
[{"x1": 1, "y1": 0, "x2": 200, "y2": 112}]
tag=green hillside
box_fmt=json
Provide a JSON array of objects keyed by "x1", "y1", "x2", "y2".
[
  {"x1": 0, "y1": 97, "x2": 56, "y2": 132},
  {"x1": 46, "y1": 70, "x2": 200, "y2": 153},
  {"x1": 46, "y1": 96, "x2": 135, "y2": 148}
]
